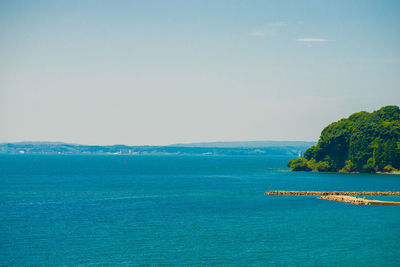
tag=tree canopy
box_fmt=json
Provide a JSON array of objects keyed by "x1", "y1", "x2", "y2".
[{"x1": 287, "y1": 106, "x2": 400, "y2": 173}]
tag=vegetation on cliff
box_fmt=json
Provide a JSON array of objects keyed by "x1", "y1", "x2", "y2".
[{"x1": 287, "y1": 106, "x2": 400, "y2": 173}]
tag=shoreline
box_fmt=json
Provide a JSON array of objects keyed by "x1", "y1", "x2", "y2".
[{"x1": 289, "y1": 169, "x2": 400, "y2": 175}]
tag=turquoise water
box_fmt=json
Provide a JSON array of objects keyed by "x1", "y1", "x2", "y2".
[{"x1": 0, "y1": 155, "x2": 399, "y2": 266}]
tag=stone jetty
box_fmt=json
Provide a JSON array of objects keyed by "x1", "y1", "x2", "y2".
[
  {"x1": 264, "y1": 190, "x2": 400, "y2": 206},
  {"x1": 264, "y1": 190, "x2": 400, "y2": 196},
  {"x1": 319, "y1": 195, "x2": 400, "y2": 206}
]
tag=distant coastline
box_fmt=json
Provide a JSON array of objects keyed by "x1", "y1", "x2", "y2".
[{"x1": 0, "y1": 141, "x2": 314, "y2": 157}]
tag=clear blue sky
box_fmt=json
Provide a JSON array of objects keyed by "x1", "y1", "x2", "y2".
[{"x1": 1, "y1": 0, "x2": 399, "y2": 145}]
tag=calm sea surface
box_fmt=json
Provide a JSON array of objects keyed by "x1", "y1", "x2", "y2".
[{"x1": 0, "y1": 155, "x2": 399, "y2": 266}]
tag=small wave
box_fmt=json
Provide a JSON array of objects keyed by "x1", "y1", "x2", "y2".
[
  {"x1": 16, "y1": 193, "x2": 204, "y2": 206},
  {"x1": 18, "y1": 201, "x2": 66, "y2": 206}
]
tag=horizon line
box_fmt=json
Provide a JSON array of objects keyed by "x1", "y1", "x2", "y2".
[{"x1": 0, "y1": 139, "x2": 318, "y2": 147}]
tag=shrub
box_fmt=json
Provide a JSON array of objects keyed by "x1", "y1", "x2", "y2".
[
  {"x1": 287, "y1": 158, "x2": 311, "y2": 171},
  {"x1": 316, "y1": 161, "x2": 331, "y2": 172},
  {"x1": 383, "y1": 165, "x2": 399, "y2": 173},
  {"x1": 362, "y1": 158, "x2": 376, "y2": 173},
  {"x1": 306, "y1": 159, "x2": 318, "y2": 170},
  {"x1": 340, "y1": 160, "x2": 355, "y2": 173}
]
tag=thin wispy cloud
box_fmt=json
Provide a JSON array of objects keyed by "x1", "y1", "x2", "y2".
[
  {"x1": 250, "y1": 31, "x2": 266, "y2": 37},
  {"x1": 250, "y1": 21, "x2": 287, "y2": 37},
  {"x1": 296, "y1": 38, "x2": 330, "y2": 42},
  {"x1": 268, "y1": 21, "x2": 287, "y2": 27}
]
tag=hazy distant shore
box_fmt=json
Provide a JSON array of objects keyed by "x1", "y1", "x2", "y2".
[{"x1": 0, "y1": 141, "x2": 315, "y2": 157}]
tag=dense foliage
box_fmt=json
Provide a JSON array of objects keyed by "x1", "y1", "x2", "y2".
[{"x1": 287, "y1": 106, "x2": 400, "y2": 173}]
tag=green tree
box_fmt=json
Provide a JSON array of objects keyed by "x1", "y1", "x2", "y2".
[
  {"x1": 340, "y1": 160, "x2": 355, "y2": 172},
  {"x1": 287, "y1": 158, "x2": 311, "y2": 171}
]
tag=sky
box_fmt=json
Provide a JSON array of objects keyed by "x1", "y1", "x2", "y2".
[{"x1": 1, "y1": 0, "x2": 400, "y2": 145}]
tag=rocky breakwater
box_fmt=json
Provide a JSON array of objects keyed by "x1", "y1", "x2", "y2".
[
  {"x1": 319, "y1": 195, "x2": 400, "y2": 206},
  {"x1": 264, "y1": 190, "x2": 400, "y2": 196},
  {"x1": 264, "y1": 190, "x2": 400, "y2": 206}
]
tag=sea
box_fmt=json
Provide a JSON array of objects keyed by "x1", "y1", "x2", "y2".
[{"x1": 0, "y1": 154, "x2": 399, "y2": 266}]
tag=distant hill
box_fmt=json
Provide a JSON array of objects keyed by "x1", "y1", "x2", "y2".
[
  {"x1": 171, "y1": 140, "x2": 316, "y2": 148},
  {"x1": 287, "y1": 105, "x2": 400, "y2": 173},
  {"x1": 0, "y1": 140, "x2": 315, "y2": 157}
]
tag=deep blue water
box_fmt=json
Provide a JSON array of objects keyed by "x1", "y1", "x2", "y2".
[{"x1": 0, "y1": 155, "x2": 399, "y2": 266}]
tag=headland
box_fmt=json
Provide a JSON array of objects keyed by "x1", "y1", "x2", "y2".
[{"x1": 286, "y1": 106, "x2": 400, "y2": 175}]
